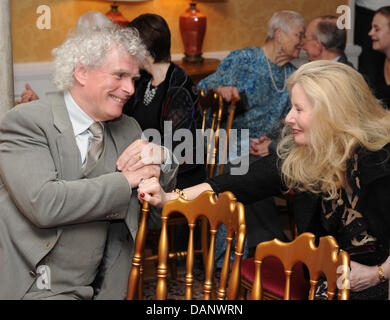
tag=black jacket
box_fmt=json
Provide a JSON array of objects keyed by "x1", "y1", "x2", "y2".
[
  {"x1": 207, "y1": 144, "x2": 390, "y2": 247},
  {"x1": 123, "y1": 63, "x2": 205, "y2": 186}
]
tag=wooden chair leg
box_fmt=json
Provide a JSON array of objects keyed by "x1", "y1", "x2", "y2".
[
  {"x1": 168, "y1": 225, "x2": 177, "y2": 279},
  {"x1": 200, "y1": 216, "x2": 209, "y2": 271},
  {"x1": 139, "y1": 264, "x2": 144, "y2": 299},
  {"x1": 238, "y1": 283, "x2": 247, "y2": 300}
]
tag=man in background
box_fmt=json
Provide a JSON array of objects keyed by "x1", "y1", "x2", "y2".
[
  {"x1": 251, "y1": 15, "x2": 354, "y2": 158},
  {"x1": 303, "y1": 15, "x2": 354, "y2": 67}
]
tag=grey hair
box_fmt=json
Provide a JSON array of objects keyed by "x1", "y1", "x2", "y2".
[
  {"x1": 76, "y1": 11, "x2": 114, "y2": 32},
  {"x1": 313, "y1": 16, "x2": 346, "y2": 54},
  {"x1": 52, "y1": 26, "x2": 146, "y2": 91},
  {"x1": 266, "y1": 10, "x2": 305, "y2": 41}
]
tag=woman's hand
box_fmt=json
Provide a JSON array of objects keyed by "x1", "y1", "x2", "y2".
[
  {"x1": 20, "y1": 83, "x2": 39, "y2": 103},
  {"x1": 137, "y1": 177, "x2": 177, "y2": 208},
  {"x1": 217, "y1": 86, "x2": 240, "y2": 102},
  {"x1": 349, "y1": 261, "x2": 380, "y2": 291},
  {"x1": 250, "y1": 136, "x2": 272, "y2": 157}
]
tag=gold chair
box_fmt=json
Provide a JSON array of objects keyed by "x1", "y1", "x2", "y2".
[
  {"x1": 193, "y1": 89, "x2": 238, "y2": 287},
  {"x1": 127, "y1": 201, "x2": 197, "y2": 299},
  {"x1": 127, "y1": 201, "x2": 150, "y2": 300},
  {"x1": 155, "y1": 190, "x2": 246, "y2": 300},
  {"x1": 241, "y1": 232, "x2": 350, "y2": 300},
  {"x1": 199, "y1": 89, "x2": 237, "y2": 177},
  {"x1": 199, "y1": 88, "x2": 223, "y2": 178}
]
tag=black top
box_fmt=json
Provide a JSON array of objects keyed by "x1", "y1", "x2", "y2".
[
  {"x1": 129, "y1": 76, "x2": 167, "y2": 132},
  {"x1": 361, "y1": 54, "x2": 390, "y2": 109},
  {"x1": 207, "y1": 144, "x2": 390, "y2": 252},
  {"x1": 123, "y1": 62, "x2": 205, "y2": 187}
]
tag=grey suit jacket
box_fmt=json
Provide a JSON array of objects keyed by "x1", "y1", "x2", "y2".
[{"x1": 0, "y1": 93, "x2": 177, "y2": 299}]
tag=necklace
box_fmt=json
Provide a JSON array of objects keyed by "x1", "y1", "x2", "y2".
[
  {"x1": 143, "y1": 79, "x2": 157, "y2": 105},
  {"x1": 264, "y1": 53, "x2": 287, "y2": 93}
]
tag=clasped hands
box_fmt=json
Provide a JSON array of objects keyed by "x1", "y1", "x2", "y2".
[
  {"x1": 250, "y1": 136, "x2": 272, "y2": 157},
  {"x1": 117, "y1": 139, "x2": 165, "y2": 189}
]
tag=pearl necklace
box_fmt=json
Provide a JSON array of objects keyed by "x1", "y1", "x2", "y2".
[
  {"x1": 264, "y1": 53, "x2": 287, "y2": 93},
  {"x1": 143, "y1": 79, "x2": 157, "y2": 105}
]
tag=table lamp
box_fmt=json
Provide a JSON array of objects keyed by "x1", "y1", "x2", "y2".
[
  {"x1": 99, "y1": 0, "x2": 151, "y2": 27},
  {"x1": 179, "y1": 0, "x2": 225, "y2": 64}
]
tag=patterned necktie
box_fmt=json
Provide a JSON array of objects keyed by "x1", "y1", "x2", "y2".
[{"x1": 84, "y1": 122, "x2": 104, "y2": 174}]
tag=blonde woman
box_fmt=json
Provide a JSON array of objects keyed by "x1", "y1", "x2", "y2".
[{"x1": 137, "y1": 61, "x2": 390, "y2": 299}]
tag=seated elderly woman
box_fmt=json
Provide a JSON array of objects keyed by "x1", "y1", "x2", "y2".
[
  {"x1": 197, "y1": 10, "x2": 306, "y2": 263},
  {"x1": 197, "y1": 10, "x2": 305, "y2": 158},
  {"x1": 138, "y1": 61, "x2": 390, "y2": 300}
]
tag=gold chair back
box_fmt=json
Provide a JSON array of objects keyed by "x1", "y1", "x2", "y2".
[
  {"x1": 251, "y1": 232, "x2": 350, "y2": 300},
  {"x1": 199, "y1": 89, "x2": 222, "y2": 178},
  {"x1": 156, "y1": 190, "x2": 246, "y2": 300},
  {"x1": 199, "y1": 89, "x2": 237, "y2": 177}
]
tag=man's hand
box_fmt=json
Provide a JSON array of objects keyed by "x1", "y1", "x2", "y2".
[
  {"x1": 250, "y1": 136, "x2": 272, "y2": 157},
  {"x1": 117, "y1": 139, "x2": 166, "y2": 172},
  {"x1": 20, "y1": 83, "x2": 39, "y2": 103},
  {"x1": 122, "y1": 164, "x2": 161, "y2": 189},
  {"x1": 217, "y1": 86, "x2": 240, "y2": 103}
]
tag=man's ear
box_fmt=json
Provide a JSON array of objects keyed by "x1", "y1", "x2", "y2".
[
  {"x1": 74, "y1": 64, "x2": 88, "y2": 86},
  {"x1": 316, "y1": 40, "x2": 324, "y2": 54}
]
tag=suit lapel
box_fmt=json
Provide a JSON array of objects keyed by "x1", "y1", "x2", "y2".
[
  {"x1": 50, "y1": 93, "x2": 83, "y2": 180},
  {"x1": 106, "y1": 116, "x2": 135, "y2": 157}
]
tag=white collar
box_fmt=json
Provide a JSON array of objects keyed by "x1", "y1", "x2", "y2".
[
  {"x1": 64, "y1": 91, "x2": 96, "y2": 136},
  {"x1": 332, "y1": 55, "x2": 341, "y2": 62}
]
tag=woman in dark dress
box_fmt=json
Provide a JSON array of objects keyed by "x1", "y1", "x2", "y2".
[
  {"x1": 137, "y1": 61, "x2": 390, "y2": 299},
  {"x1": 123, "y1": 14, "x2": 205, "y2": 188},
  {"x1": 366, "y1": 6, "x2": 390, "y2": 109}
]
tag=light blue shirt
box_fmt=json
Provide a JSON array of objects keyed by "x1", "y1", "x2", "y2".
[
  {"x1": 64, "y1": 91, "x2": 173, "y2": 171},
  {"x1": 333, "y1": 56, "x2": 342, "y2": 62},
  {"x1": 64, "y1": 91, "x2": 102, "y2": 166}
]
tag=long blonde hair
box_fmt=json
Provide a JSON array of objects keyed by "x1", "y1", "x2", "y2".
[{"x1": 277, "y1": 60, "x2": 390, "y2": 199}]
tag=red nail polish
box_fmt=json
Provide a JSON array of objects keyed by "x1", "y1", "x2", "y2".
[{"x1": 140, "y1": 193, "x2": 145, "y2": 198}]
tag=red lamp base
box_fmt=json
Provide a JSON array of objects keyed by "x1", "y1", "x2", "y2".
[
  {"x1": 179, "y1": 2, "x2": 207, "y2": 64},
  {"x1": 105, "y1": 4, "x2": 128, "y2": 28},
  {"x1": 183, "y1": 53, "x2": 204, "y2": 64}
]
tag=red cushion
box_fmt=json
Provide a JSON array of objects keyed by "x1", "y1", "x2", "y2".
[{"x1": 241, "y1": 256, "x2": 310, "y2": 300}]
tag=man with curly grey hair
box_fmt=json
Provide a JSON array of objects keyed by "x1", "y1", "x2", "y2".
[{"x1": 0, "y1": 26, "x2": 178, "y2": 299}]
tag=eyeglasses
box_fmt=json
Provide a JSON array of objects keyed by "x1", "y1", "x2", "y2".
[
  {"x1": 295, "y1": 32, "x2": 305, "y2": 41},
  {"x1": 303, "y1": 36, "x2": 317, "y2": 43}
]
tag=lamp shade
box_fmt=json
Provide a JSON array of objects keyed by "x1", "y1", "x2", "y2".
[{"x1": 97, "y1": 0, "x2": 152, "y2": 2}]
